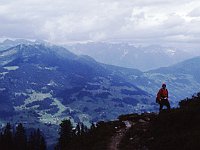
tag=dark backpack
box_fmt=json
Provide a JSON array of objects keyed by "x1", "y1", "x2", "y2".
[{"x1": 156, "y1": 97, "x2": 160, "y2": 104}]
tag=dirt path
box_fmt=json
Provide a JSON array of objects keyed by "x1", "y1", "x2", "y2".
[{"x1": 108, "y1": 121, "x2": 132, "y2": 150}]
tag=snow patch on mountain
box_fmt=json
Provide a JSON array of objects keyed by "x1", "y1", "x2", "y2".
[
  {"x1": 165, "y1": 48, "x2": 176, "y2": 56},
  {"x1": 4, "y1": 66, "x2": 19, "y2": 71},
  {"x1": 47, "y1": 80, "x2": 58, "y2": 87},
  {"x1": 120, "y1": 49, "x2": 129, "y2": 59}
]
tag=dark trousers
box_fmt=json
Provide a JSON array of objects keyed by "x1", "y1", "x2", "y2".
[{"x1": 159, "y1": 99, "x2": 171, "y2": 111}]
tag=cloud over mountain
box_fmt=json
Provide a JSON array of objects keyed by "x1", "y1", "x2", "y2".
[{"x1": 0, "y1": 0, "x2": 200, "y2": 46}]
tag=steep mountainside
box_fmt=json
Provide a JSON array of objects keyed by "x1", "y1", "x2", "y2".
[
  {"x1": 0, "y1": 39, "x2": 37, "y2": 51},
  {"x1": 0, "y1": 44, "x2": 154, "y2": 144},
  {"x1": 149, "y1": 56, "x2": 200, "y2": 82},
  {"x1": 103, "y1": 56, "x2": 200, "y2": 104},
  {"x1": 142, "y1": 56, "x2": 200, "y2": 102}
]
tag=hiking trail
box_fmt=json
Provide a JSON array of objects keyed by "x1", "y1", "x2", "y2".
[{"x1": 108, "y1": 121, "x2": 132, "y2": 150}]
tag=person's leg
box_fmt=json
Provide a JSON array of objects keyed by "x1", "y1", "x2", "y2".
[
  {"x1": 166, "y1": 100, "x2": 171, "y2": 110},
  {"x1": 163, "y1": 99, "x2": 171, "y2": 110},
  {"x1": 159, "y1": 100, "x2": 163, "y2": 111}
]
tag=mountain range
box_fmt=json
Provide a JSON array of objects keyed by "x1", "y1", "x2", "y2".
[
  {"x1": 0, "y1": 43, "x2": 154, "y2": 145},
  {"x1": 64, "y1": 42, "x2": 197, "y2": 71},
  {"x1": 0, "y1": 39, "x2": 200, "y2": 146}
]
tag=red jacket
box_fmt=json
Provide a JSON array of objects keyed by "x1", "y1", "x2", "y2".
[{"x1": 157, "y1": 88, "x2": 168, "y2": 100}]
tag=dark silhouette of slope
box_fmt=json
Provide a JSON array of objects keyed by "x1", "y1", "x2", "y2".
[
  {"x1": 55, "y1": 120, "x2": 126, "y2": 150},
  {"x1": 118, "y1": 113, "x2": 156, "y2": 150},
  {"x1": 56, "y1": 92, "x2": 200, "y2": 150},
  {"x1": 118, "y1": 92, "x2": 200, "y2": 150}
]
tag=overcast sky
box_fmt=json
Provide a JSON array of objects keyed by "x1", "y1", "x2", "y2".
[{"x1": 0, "y1": 0, "x2": 200, "y2": 46}]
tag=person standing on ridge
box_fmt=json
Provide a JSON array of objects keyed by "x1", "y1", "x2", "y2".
[{"x1": 156, "y1": 83, "x2": 171, "y2": 111}]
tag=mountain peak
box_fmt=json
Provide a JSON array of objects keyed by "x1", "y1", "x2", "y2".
[{"x1": 2, "y1": 39, "x2": 14, "y2": 44}]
